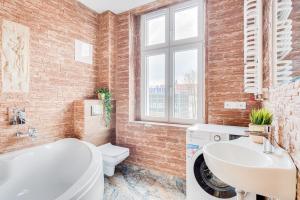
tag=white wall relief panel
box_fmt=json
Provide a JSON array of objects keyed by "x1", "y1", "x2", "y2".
[{"x1": 1, "y1": 20, "x2": 30, "y2": 93}]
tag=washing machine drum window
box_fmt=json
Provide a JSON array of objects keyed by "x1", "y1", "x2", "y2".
[{"x1": 194, "y1": 154, "x2": 236, "y2": 199}]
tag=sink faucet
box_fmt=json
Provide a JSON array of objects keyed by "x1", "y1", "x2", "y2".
[
  {"x1": 245, "y1": 125, "x2": 274, "y2": 154},
  {"x1": 16, "y1": 128, "x2": 38, "y2": 138},
  {"x1": 261, "y1": 125, "x2": 274, "y2": 154}
]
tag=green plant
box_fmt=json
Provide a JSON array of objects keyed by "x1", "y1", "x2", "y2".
[
  {"x1": 96, "y1": 88, "x2": 112, "y2": 127},
  {"x1": 250, "y1": 108, "x2": 273, "y2": 125}
]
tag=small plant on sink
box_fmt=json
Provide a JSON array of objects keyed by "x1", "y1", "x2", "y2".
[
  {"x1": 249, "y1": 108, "x2": 273, "y2": 144},
  {"x1": 95, "y1": 88, "x2": 112, "y2": 128}
]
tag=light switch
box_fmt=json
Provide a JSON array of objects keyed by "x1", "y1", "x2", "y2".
[
  {"x1": 91, "y1": 104, "x2": 103, "y2": 116},
  {"x1": 224, "y1": 101, "x2": 247, "y2": 110}
]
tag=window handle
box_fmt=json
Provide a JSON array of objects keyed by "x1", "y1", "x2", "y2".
[{"x1": 169, "y1": 86, "x2": 173, "y2": 97}]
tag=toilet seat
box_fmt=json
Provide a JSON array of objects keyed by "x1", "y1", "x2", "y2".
[{"x1": 97, "y1": 143, "x2": 129, "y2": 176}]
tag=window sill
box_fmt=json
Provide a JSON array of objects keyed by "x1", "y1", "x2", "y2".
[{"x1": 129, "y1": 120, "x2": 191, "y2": 128}]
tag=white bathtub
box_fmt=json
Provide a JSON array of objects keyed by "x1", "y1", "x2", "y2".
[{"x1": 0, "y1": 138, "x2": 104, "y2": 200}]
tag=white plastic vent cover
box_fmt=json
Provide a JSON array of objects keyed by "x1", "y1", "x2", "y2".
[
  {"x1": 244, "y1": 0, "x2": 263, "y2": 94},
  {"x1": 273, "y1": 0, "x2": 293, "y2": 85}
]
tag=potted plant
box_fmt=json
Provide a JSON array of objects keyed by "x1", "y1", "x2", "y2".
[
  {"x1": 95, "y1": 88, "x2": 112, "y2": 127},
  {"x1": 249, "y1": 108, "x2": 273, "y2": 144}
]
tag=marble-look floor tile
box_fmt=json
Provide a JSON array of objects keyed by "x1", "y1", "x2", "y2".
[{"x1": 104, "y1": 165, "x2": 186, "y2": 200}]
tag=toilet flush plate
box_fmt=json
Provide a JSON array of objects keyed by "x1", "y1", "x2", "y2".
[{"x1": 91, "y1": 104, "x2": 103, "y2": 116}]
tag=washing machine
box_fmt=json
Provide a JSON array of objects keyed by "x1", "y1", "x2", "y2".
[{"x1": 186, "y1": 124, "x2": 259, "y2": 200}]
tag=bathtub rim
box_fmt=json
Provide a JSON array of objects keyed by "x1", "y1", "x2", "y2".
[
  {"x1": 56, "y1": 139, "x2": 103, "y2": 200},
  {"x1": 0, "y1": 138, "x2": 103, "y2": 200}
]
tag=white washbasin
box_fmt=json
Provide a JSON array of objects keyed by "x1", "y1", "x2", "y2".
[{"x1": 203, "y1": 137, "x2": 296, "y2": 200}]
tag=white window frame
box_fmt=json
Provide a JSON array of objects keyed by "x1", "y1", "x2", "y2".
[
  {"x1": 141, "y1": 0, "x2": 205, "y2": 124},
  {"x1": 141, "y1": 48, "x2": 170, "y2": 122},
  {"x1": 170, "y1": 0, "x2": 204, "y2": 46},
  {"x1": 141, "y1": 8, "x2": 170, "y2": 51},
  {"x1": 170, "y1": 44, "x2": 204, "y2": 124}
]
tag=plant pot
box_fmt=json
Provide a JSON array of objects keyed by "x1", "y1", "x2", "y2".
[
  {"x1": 248, "y1": 124, "x2": 265, "y2": 144},
  {"x1": 98, "y1": 93, "x2": 105, "y2": 100}
]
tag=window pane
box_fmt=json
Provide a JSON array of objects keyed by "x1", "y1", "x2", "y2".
[
  {"x1": 174, "y1": 6, "x2": 198, "y2": 41},
  {"x1": 173, "y1": 49, "x2": 198, "y2": 119},
  {"x1": 146, "y1": 54, "x2": 166, "y2": 117},
  {"x1": 147, "y1": 15, "x2": 166, "y2": 46}
]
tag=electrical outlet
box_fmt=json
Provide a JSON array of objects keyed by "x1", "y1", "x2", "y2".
[{"x1": 224, "y1": 101, "x2": 247, "y2": 110}]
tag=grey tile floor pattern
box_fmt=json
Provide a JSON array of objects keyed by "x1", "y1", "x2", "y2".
[{"x1": 104, "y1": 165, "x2": 186, "y2": 200}]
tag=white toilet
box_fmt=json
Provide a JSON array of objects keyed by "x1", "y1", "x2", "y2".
[
  {"x1": 97, "y1": 143, "x2": 129, "y2": 176},
  {"x1": 74, "y1": 100, "x2": 130, "y2": 177}
]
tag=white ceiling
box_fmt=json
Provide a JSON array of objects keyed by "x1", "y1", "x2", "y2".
[{"x1": 78, "y1": 0, "x2": 156, "y2": 14}]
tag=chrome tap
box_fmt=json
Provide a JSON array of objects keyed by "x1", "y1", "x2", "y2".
[
  {"x1": 11, "y1": 108, "x2": 26, "y2": 125},
  {"x1": 245, "y1": 125, "x2": 274, "y2": 154},
  {"x1": 16, "y1": 128, "x2": 38, "y2": 138},
  {"x1": 262, "y1": 126, "x2": 274, "y2": 154}
]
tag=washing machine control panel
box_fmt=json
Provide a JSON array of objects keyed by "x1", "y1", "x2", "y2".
[
  {"x1": 210, "y1": 133, "x2": 229, "y2": 142},
  {"x1": 186, "y1": 131, "x2": 230, "y2": 159},
  {"x1": 213, "y1": 134, "x2": 221, "y2": 141}
]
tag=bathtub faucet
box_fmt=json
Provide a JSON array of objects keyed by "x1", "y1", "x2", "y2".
[{"x1": 16, "y1": 128, "x2": 38, "y2": 138}]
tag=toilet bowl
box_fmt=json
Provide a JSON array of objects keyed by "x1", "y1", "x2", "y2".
[{"x1": 97, "y1": 143, "x2": 129, "y2": 176}]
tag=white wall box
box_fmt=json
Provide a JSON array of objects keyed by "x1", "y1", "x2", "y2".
[{"x1": 75, "y1": 39, "x2": 93, "y2": 65}]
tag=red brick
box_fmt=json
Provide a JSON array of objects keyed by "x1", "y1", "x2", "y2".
[{"x1": 0, "y1": 0, "x2": 99, "y2": 153}]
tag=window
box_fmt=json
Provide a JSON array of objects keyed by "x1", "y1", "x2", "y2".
[{"x1": 141, "y1": 0, "x2": 205, "y2": 124}]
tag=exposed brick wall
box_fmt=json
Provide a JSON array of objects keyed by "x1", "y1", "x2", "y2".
[
  {"x1": 113, "y1": 11, "x2": 188, "y2": 178},
  {"x1": 263, "y1": 0, "x2": 300, "y2": 199},
  {"x1": 264, "y1": 0, "x2": 300, "y2": 157},
  {"x1": 265, "y1": 82, "x2": 300, "y2": 162},
  {"x1": 0, "y1": 0, "x2": 99, "y2": 152},
  {"x1": 98, "y1": 11, "x2": 117, "y2": 94},
  {"x1": 113, "y1": 0, "x2": 260, "y2": 178},
  {"x1": 298, "y1": 172, "x2": 300, "y2": 200},
  {"x1": 262, "y1": 0, "x2": 273, "y2": 88},
  {"x1": 289, "y1": 0, "x2": 300, "y2": 78},
  {"x1": 206, "y1": 0, "x2": 260, "y2": 126},
  {"x1": 117, "y1": 122, "x2": 187, "y2": 178},
  {"x1": 73, "y1": 100, "x2": 115, "y2": 146},
  {"x1": 0, "y1": 0, "x2": 263, "y2": 180}
]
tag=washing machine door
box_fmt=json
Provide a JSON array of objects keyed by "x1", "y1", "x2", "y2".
[{"x1": 193, "y1": 151, "x2": 236, "y2": 199}]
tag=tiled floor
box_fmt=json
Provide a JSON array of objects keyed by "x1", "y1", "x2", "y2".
[{"x1": 104, "y1": 165, "x2": 186, "y2": 200}]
